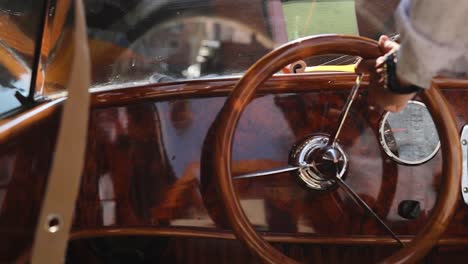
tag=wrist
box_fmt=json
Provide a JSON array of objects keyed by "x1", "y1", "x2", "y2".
[{"x1": 383, "y1": 51, "x2": 422, "y2": 94}]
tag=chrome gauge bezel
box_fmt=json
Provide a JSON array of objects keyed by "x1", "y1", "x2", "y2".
[{"x1": 378, "y1": 100, "x2": 441, "y2": 166}]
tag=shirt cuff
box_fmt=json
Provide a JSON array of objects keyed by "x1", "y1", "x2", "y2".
[{"x1": 394, "y1": 0, "x2": 468, "y2": 88}]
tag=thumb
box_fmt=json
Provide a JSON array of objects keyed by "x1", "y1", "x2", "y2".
[{"x1": 378, "y1": 35, "x2": 399, "y2": 54}]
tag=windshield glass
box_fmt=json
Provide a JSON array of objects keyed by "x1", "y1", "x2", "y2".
[
  {"x1": 0, "y1": 0, "x2": 46, "y2": 115},
  {"x1": 82, "y1": 0, "x2": 399, "y2": 88}
]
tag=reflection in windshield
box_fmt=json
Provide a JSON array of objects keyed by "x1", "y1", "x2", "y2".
[
  {"x1": 79, "y1": 0, "x2": 400, "y2": 88},
  {"x1": 86, "y1": 0, "x2": 279, "y2": 88},
  {"x1": 115, "y1": 16, "x2": 275, "y2": 81}
]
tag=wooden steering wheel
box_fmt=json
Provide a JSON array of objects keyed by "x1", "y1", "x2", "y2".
[{"x1": 208, "y1": 35, "x2": 461, "y2": 263}]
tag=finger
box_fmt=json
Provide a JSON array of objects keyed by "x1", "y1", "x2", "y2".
[
  {"x1": 378, "y1": 35, "x2": 390, "y2": 52},
  {"x1": 378, "y1": 35, "x2": 389, "y2": 45},
  {"x1": 382, "y1": 39, "x2": 400, "y2": 53},
  {"x1": 376, "y1": 56, "x2": 386, "y2": 67},
  {"x1": 378, "y1": 35, "x2": 399, "y2": 54}
]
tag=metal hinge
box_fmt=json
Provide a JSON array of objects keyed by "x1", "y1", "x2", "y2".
[{"x1": 460, "y1": 125, "x2": 468, "y2": 204}]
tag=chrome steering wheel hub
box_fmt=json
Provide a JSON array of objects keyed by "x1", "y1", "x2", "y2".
[{"x1": 290, "y1": 134, "x2": 348, "y2": 190}]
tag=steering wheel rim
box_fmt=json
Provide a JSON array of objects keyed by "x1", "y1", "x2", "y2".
[{"x1": 209, "y1": 35, "x2": 461, "y2": 263}]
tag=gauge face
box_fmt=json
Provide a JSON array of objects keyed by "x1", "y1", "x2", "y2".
[{"x1": 379, "y1": 101, "x2": 440, "y2": 165}]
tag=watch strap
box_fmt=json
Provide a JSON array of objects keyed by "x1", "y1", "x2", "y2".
[{"x1": 383, "y1": 51, "x2": 422, "y2": 94}]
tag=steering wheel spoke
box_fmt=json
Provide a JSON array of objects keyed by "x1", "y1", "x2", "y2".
[
  {"x1": 233, "y1": 165, "x2": 302, "y2": 180},
  {"x1": 334, "y1": 173, "x2": 405, "y2": 248},
  {"x1": 328, "y1": 74, "x2": 363, "y2": 146}
]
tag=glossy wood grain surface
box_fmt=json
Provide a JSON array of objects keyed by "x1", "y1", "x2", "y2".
[
  {"x1": 1, "y1": 74, "x2": 468, "y2": 263},
  {"x1": 90, "y1": 73, "x2": 366, "y2": 108}
]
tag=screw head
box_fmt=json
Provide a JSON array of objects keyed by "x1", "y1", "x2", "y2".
[
  {"x1": 464, "y1": 187, "x2": 468, "y2": 193},
  {"x1": 45, "y1": 214, "x2": 61, "y2": 233},
  {"x1": 463, "y1": 139, "x2": 467, "y2": 145}
]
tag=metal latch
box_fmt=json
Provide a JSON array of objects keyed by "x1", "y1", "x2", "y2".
[{"x1": 461, "y1": 125, "x2": 468, "y2": 204}]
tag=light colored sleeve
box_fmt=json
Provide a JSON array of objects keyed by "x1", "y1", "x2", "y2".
[{"x1": 394, "y1": 0, "x2": 468, "y2": 88}]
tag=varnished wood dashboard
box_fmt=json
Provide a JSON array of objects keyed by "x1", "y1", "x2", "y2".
[{"x1": 2, "y1": 73, "x2": 468, "y2": 263}]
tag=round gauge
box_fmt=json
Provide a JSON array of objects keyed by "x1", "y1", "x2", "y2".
[{"x1": 379, "y1": 100, "x2": 440, "y2": 165}]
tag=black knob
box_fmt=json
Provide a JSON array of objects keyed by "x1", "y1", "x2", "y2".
[{"x1": 398, "y1": 200, "x2": 421, "y2": 220}]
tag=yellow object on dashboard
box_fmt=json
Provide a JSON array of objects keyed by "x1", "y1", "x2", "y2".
[{"x1": 305, "y1": 64, "x2": 356, "y2": 73}]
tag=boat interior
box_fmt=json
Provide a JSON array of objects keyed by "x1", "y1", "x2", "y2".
[{"x1": 1, "y1": 0, "x2": 468, "y2": 263}]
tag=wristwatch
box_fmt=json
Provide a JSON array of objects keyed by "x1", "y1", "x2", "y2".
[{"x1": 383, "y1": 51, "x2": 422, "y2": 94}]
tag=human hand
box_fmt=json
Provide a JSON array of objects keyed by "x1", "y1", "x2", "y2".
[{"x1": 356, "y1": 35, "x2": 415, "y2": 112}]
